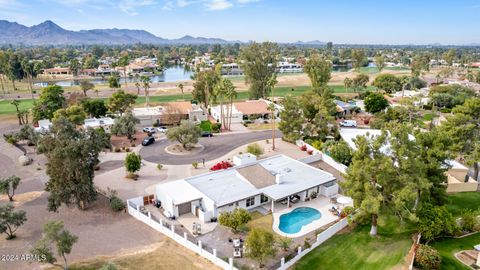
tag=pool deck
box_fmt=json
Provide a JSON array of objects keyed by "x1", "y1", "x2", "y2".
[{"x1": 271, "y1": 196, "x2": 346, "y2": 238}]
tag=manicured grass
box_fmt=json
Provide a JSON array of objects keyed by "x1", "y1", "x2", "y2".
[
  {"x1": 294, "y1": 214, "x2": 414, "y2": 270},
  {"x1": 0, "y1": 84, "x2": 373, "y2": 116},
  {"x1": 422, "y1": 113, "x2": 438, "y2": 121},
  {"x1": 445, "y1": 192, "x2": 480, "y2": 217},
  {"x1": 357, "y1": 66, "x2": 410, "y2": 74},
  {"x1": 0, "y1": 99, "x2": 35, "y2": 115},
  {"x1": 247, "y1": 211, "x2": 274, "y2": 235},
  {"x1": 430, "y1": 232, "x2": 480, "y2": 270}
]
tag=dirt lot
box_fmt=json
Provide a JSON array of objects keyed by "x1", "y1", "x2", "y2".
[{"x1": 0, "y1": 133, "x2": 216, "y2": 270}]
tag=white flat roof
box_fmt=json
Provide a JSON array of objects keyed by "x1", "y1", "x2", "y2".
[
  {"x1": 181, "y1": 155, "x2": 336, "y2": 206},
  {"x1": 259, "y1": 155, "x2": 335, "y2": 200},
  {"x1": 186, "y1": 169, "x2": 260, "y2": 207},
  {"x1": 158, "y1": 180, "x2": 203, "y2": 205}
]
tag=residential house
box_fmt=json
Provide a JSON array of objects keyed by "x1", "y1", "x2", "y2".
[
  {"x1": 210, "y1": 99, "x2": 277, "y2": 124},
  {"x1": 42, "y1": 67, "x2": 72, "y2": 76},
  {"x1": 132, "y1": 102, "x2": 207, "y2": 126},
  {"x1": 155, "y1": 154, "x2": 339, "y2": 223},
  {"x1": 83, "y1": 117, "x2": 115, "y2": 133},
  {"x1": 446, "y1": 161, "x2": 479, "y2": 193}
]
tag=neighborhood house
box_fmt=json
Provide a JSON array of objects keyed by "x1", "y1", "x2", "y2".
[{"x1": 156, "y1": 154, "x2": 339, "y2": 223}]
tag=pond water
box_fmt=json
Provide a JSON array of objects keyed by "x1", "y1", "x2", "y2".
[{"x1": 34, "y1": 66, "x2": 194, "y2": 87}]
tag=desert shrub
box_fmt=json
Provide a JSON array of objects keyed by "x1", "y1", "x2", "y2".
[
  {"x1": 414, "y1": 245, "x2": 441, "y2": 270},
  {"x1": 157, "y1": 164, "x2": 163, "y2": 170},
  {"x1": 246, "y1": 143, "x2": 264, "y2": 157},
  {"x1": 192, "y1": 162, "x2": 198, "y2": 169},
  {"x1": 125, "y1": 148, "x2": 131, "y2": 152},
  {"x1": 110, "y1": 196, "x2": 125, "y2": 212},
  {"x1": 114, "y1": 147, "x2": 121, "y2": 152}
]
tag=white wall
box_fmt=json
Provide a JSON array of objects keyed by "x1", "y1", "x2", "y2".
[{"x1": 320, "y1": 183, "x2": 339, "y2": 197}]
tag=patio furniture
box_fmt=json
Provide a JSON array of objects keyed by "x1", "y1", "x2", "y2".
[
  {"x1": 330, "y1": 197, "x2": 338, "y2": 204},
  {"x1": 289, "y1": 195, "x2": 300, "y2": 204},
  {"x1": 196, "y1": 223, "x2": 202, "y2": 235},
  {"x1": 280, "y1": 199, "x2": 288, "y2": 205}
]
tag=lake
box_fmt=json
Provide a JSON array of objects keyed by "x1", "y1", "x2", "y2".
[{"x1": 35, "y1": 66, "x2": 194, "y2": 87}]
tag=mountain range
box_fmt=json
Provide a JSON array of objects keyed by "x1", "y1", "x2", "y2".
[{"x1": 0, "y1": 20, "x2": 238, "y2": 46}]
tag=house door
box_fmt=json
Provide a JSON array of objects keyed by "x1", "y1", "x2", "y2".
[
  {"x1": 195, "y1": 206, "x2": 199, "y2": 217},
  {"x1": 178, "y1": 202, "x2": 192, "y2": 215}
]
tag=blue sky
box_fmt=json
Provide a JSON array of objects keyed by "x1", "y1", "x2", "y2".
[{"x1": 1, "y1": 0, "x2": 480, "y2": 44}]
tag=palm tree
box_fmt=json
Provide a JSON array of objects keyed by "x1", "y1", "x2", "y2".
[
  {"x1": 135, "y1": 82, "x2": 141, "y2": 94},
  {"x1": 214, "y1": 79, "x2": 227, "y2": 130},
  {"x1": 177, "y1": 83, "x2": 184, "y2": 99},
  {"x1": 140, "y1": 76, "x2": 151, "y2": 108},
  {"x1": 267, "y1": 74, "x2": 278, "y2": 150},
  {"x1": 224, "y1": 80, "x2": 237, "y2": 130}
]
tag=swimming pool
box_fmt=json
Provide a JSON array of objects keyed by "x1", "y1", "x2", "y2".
[{"x1": 279, "y1": 207, "x2": 321, "y2": 234}]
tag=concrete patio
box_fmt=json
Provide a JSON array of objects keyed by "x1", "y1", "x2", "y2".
[{"x1": 271, "y1": 195, "x2": 352, "y2": 238}]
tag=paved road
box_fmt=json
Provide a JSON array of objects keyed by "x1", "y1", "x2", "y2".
[{"x1": 139, "y1": 130, "x2": 282, "y2": 165}]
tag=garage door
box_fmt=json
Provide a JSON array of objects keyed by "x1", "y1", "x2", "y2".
[{"x1": 177, "y1": 202, "x2": 192, "y2": 215}]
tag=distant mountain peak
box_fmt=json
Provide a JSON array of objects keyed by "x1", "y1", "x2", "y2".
[{"x1": 0, "y1": 20, "x2": 238, "y2": 45}]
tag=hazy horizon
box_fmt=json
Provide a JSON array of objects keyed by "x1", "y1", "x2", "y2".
[{"x1": 1, "y1": 0, "x2": 480, "y2": 45}]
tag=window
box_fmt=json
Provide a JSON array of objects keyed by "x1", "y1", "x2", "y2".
[
  {"x1": 246, "y1": 197, "x2": 255, "y2": 207},
  {"x1": 261, "y1": 195, "x2": 269, "y2": 203}
]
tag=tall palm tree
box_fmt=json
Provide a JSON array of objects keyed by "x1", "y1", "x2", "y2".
[
  {"x1": 267, "y1": 74, "x2": 278, "y2": 150},
  {"x1": 140, "y1": 76, "x2": 151, "y2": 108},
  {"x1": 214, "y1": 79, "x2": 227, "y2": 130},
  {"x1": 224, "y1": 80, "x2": 237, "y2": 130},
  {"x1": 135, "y1": 82, "x2": 141, "y2": 94},
  {"x1": 177, "y1": 83, "x2": 184, "y2": 100}
]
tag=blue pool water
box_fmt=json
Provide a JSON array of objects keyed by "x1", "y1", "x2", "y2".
[{"x1": 279, "y1": 207, "x2": 321, "y2": 234}]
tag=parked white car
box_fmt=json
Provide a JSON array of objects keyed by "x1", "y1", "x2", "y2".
[
  {"x1": 339, "y1": 120, "x2": 357, "y2": 127},
  {"x1": 156, "y1": 126, "x2": 168, "y2": 133},
  {"x1": 143, "y1": 127, "x2": 156, "y2": 133}
]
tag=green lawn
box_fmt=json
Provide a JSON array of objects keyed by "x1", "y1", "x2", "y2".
[
  {"x1": 0, "y1": 99, "x2": 35, "y2": 115},
  {"x1": 294, "y1": 214, "x2": 414, "y2": 270},
  {"x1": 0, "y1": 84, "x2": 373, "y2": 116},
  {"x1": 357, "y1": 66, "x2": 410, "y2": 74},
  {"x1": 422, "y1": 113, "x2": 438, "y2": 121},
  {"x1": 431, "y1": 232, "x2": 480, "y2": 270},
  {"x1": 445, "y1": 192, "x2": 480, "y2": 217},
  {"x1": 247, "y1": 211, "x2": 274, "y2": 235}
]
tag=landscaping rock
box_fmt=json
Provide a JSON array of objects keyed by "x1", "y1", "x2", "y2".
[{"x1": 18, "y1": 155, "x2": 31, "y2": 166}]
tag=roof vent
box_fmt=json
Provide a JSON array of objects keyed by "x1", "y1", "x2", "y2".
[{"x1": 283, "y1": 168, "x2": 292, "y2": 173}]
